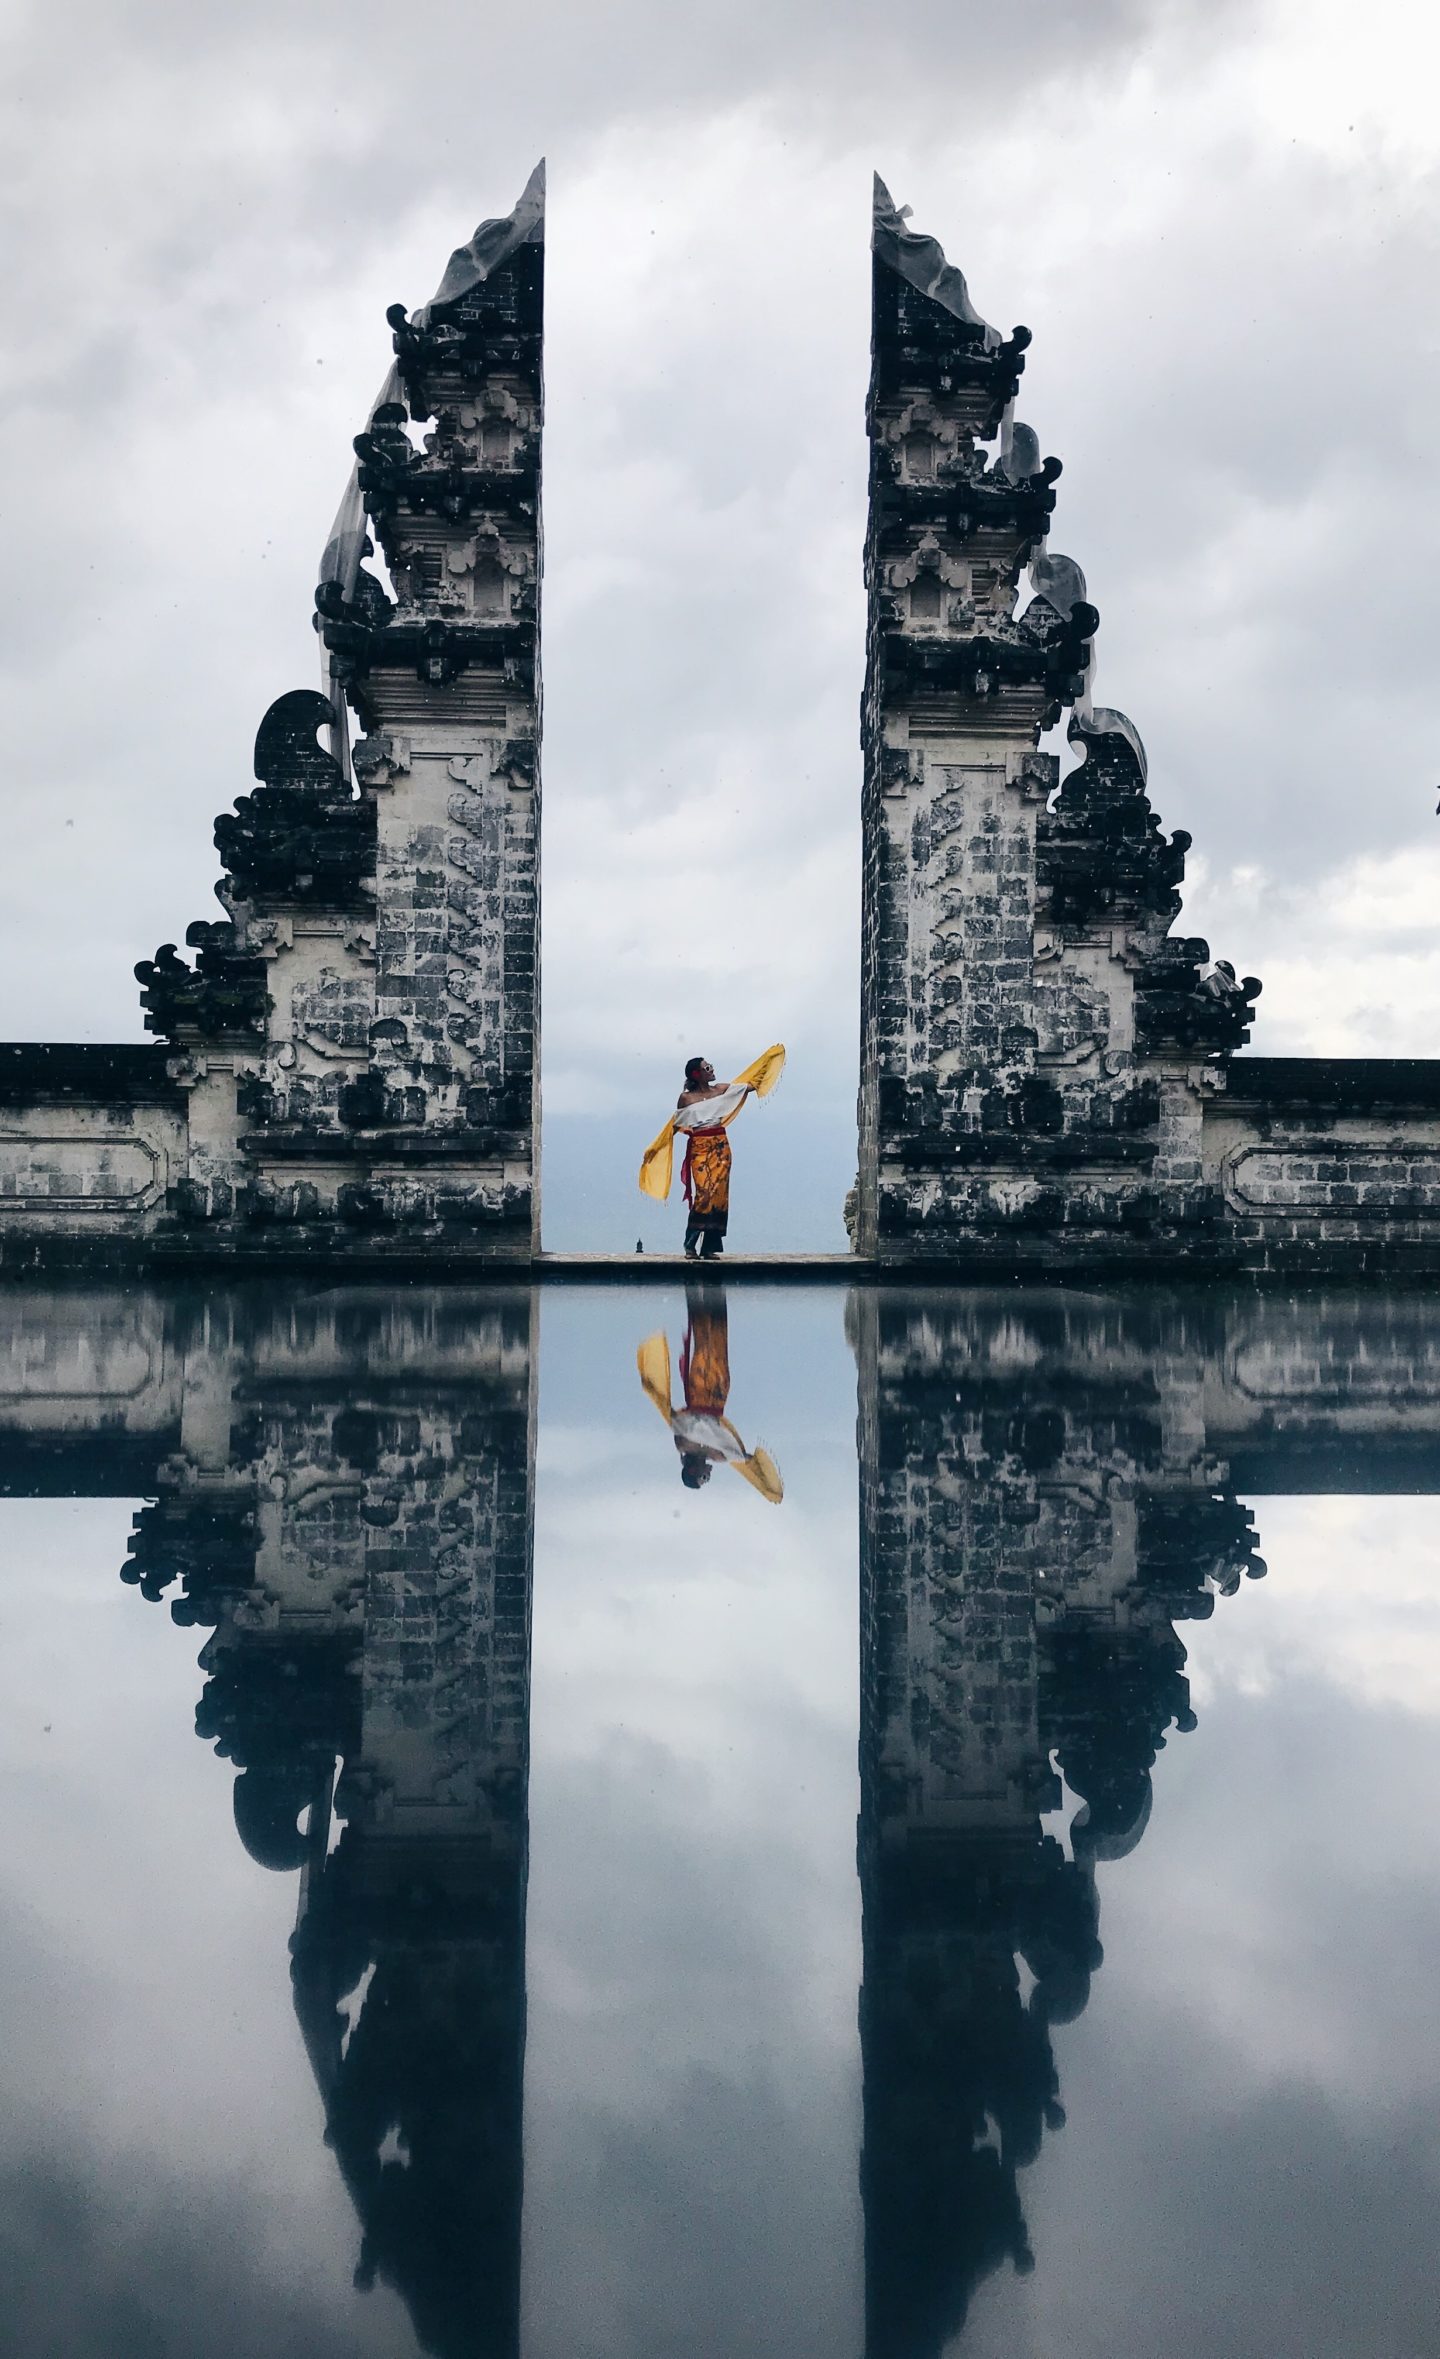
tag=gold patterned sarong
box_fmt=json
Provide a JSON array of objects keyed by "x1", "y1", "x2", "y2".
[{"x1": 682, "y1": 1127, "x2": 731, "y2": 1237}]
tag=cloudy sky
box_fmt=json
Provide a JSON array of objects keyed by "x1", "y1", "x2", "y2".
[{"x1": 3, "y1": 0, "x2": 1438, "y2": 1245}]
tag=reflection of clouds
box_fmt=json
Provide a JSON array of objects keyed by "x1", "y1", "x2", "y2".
[
  {"x1": 534, "y1": 1417, "x2": 640, "y2": 1483},
  {"x1": 958, "y1": 1495, "x2": 1440, "y2": 2355},
  {"x1": 527, "y1": 1319, "x2": 862, "y2": 2357},
  {"x1": 1188, "y1": 1498, "x2": 1440, "y2": 1716},
  {"x1": 0, "y1": 2135, "x2": 407, "y2": 2359},
  {"x1": 0, "y1": 1517, "x2": 409, "y2": 2351},
  {"x1": 538, "y1": 1469, "x2": 855, "y2": 1740},
  {"x1": 967, "y1": 2016, "x2": 1440, "y2": 2359},
  {"x1": 1090, "y1": 1578, "x2": 1440, "y2": 2108}
]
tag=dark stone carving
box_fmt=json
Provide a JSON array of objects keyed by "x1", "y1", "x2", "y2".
[
  {"x1": 122, "y1": 1490, "x2": 259, "y2": 1617},
  {"x1": 1136, "y1": 942, "x2": 1263, "y2": 1057},
  {"x1": 252, "y1": 688, "x2": 345, "y2": 792},
  {"x1": 313, "y1": 567, "x2": 395, "y2": 690},
  {"x1": 135, "y1": 924, "x2": 268, "y2": 1043},
  {"x1": 351, "y1": 401, "x2": 418, "y2": 495},
  {"x1": 0, "y1": 1043, "x2": 185, "y2": 1107},
  {"x1": 870, "y1": 174, "x2": 1031, "y2": 431},
  {"x1": 214, "y1": 691, "x2": 376, "y2": 909},
  {"x1": 1038, "y1": 707, "x2": 1190, "y2": 925}
]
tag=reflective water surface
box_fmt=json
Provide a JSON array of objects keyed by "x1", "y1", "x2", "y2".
[{"x1": 1, "y1": 1280, "x2": 1439, "y2": 2359}]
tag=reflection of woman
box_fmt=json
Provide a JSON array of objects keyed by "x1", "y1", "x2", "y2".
[
  {"x1": 638, "y1": 1045, "x2": 785, "y2": 1260},
  {"x1": 637, "y1": 1287, "x2": 783, "y2": 1502}
]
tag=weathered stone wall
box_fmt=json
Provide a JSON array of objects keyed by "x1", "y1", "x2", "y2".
[
  {"x1": 1204, "y1": 1061, "x2": 1440, "y2": 1278},
  {"x1": 0, "y1": 1048, "x2": 187, "y2": 1273}
]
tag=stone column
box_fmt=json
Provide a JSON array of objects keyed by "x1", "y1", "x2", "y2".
[
  {"x1": 339, "y1": 167, "x2": 546, "y2": 1252},
  {"x1": 858, "y1": 180, "x2": 1093, "y2": 1263}
]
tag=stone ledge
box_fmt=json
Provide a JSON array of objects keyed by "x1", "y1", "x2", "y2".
[
  {"x1": 1223, "y1": 1058, "x2": 1440, "y2": 1109},
  {"x1": 887, "y1": 1135, "x2": 1158, "y2": 1170},
  {"x1": 238, "y1": 1128, "x2": 529, "y2": 1162},
  {"x1": 0, "y1": 1044, "x2": 185, "y2": 1108}
]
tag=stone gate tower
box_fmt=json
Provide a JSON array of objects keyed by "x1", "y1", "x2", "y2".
[
  {"x1": 857, "y1": 178, "x2": 1261, "y2": 1268},
  {"x1": 132, "y1": 167, "x2": 547, "y2": 1261}
]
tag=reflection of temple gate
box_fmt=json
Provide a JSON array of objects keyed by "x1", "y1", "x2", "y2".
[
  {"x1": 0, "y1": 1287, "x2": 534, "y2": 2359},
  {"x1": 849, "y1": 1285, "x2": 1440, "y2": 2357},
  {"x1": 2, "y1": 1283, "x2": 1440, "y2": 2355}
]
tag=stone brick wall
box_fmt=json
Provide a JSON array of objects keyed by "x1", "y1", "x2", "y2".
[
  {"x1": 0, "y1": 1050, "x2": 186, "y2": 1271},
  {"x1": 1206, "y1": 1062, "x2": 1440, "y2": 1277}
]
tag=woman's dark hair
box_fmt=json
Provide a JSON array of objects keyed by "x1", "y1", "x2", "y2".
[
  {"x1": 680, "y1": 1452, "x2": 712, "y2": 1489},
  {"x1": 683, "y1": 1057, "x2": 708, "y2": 1085}
]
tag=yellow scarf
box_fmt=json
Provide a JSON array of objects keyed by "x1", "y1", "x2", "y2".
[{"x1": 638, "y1": 1044, "x2": 786, "y2": 1203}]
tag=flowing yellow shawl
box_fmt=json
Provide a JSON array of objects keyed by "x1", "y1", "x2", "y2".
[{"x1": 637, "y1": 1044, "x2": 786, "y2": 1203}]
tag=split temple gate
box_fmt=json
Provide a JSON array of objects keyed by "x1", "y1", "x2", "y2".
[{"x1": 1, "y1": 166, "x2": 1437, "y2": 1275}]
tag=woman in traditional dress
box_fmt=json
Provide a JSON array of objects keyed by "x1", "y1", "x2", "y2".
[
  {"x1": 636, "y1": 1287, "x2": 784, "y2": 1500},
  {"x1": 638, "y1": 1044, "x2": 785, "y2": 1259}
]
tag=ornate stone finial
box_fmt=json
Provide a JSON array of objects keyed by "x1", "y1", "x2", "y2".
[
  {"x1": 416, "y1": 160, "x2": 545, "y2": 323},
  {"x1": 199, "y1": 689, "x2": 376, "y2": 917},
  {"x1": 1028, "y1": 549, "x2": 1092, "y2": 627},
  {"x1": 1038, "y1": 707, "x2": 1190, "y2": 928},
  {"x1": 134, "y1": 925, "x2": 267, "y2": 1044},
  {"x1": 1068, "y1": 704, "x2": 1149, "y2": 787},
  {"x1": 998, "y1": 416, "x2": 1048, "y2": 483},
  {"x1": 253, "y1": 690, "x2": 343, "y2": 792},
  {"x1": 871, "y1": 173, "x2": 1001, "y2": 344}
]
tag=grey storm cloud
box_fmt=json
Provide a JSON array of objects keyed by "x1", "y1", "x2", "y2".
[{"x1": 1, "y1": 0, "x2": 1436, "y2": 1246}]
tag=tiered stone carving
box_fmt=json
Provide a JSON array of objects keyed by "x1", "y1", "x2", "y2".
[
  {"x1": 130, "y1": 168, "x2": 546, "y2": 1260},
  {"x1": 858, "y1": 178, "x2": 1261, "y2": 1266}
]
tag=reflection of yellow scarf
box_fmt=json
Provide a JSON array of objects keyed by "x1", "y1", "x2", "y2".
[{"x1": 638, "y1": 1044, "x2": 786, "y2": 1202}]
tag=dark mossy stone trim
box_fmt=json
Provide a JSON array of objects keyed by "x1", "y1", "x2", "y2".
[
  {"x1": 1224, "y1": 1058, "x2": 1440, "y2": 1109},
  {"x1": 0, "y1": 1432, "x2": 176, "y2": 1495},
  {"x1": 0, "y1": 1043, "x2": 185, "y2": 1107}
]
